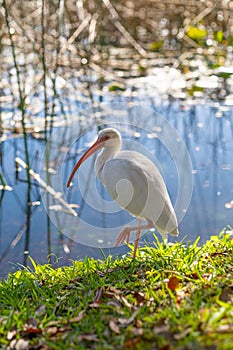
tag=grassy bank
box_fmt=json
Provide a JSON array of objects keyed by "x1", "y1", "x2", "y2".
[{"x1": 0, "y1": 232, "x2": 233, "y2": 350}]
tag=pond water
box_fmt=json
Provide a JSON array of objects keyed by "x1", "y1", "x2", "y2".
[{"x1": 1, "y1": 98, "x2": 233, "y2": 278}]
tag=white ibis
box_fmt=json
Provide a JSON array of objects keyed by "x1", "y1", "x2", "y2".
[{"x1": 67, "y1": 128, "x2": 179, "y2": 258}]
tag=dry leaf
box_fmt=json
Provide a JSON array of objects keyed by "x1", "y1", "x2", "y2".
[
  {"x1": 104, "y1": 286, "x2": 122, "y2": 298},
  {"x1": 216, "y1": 324, "x2": 233, "y2": 333},
  {"x1": 133, "y1": 291, "x2": 145, "y2": 305},
  {"x1": 88, "y1": 286, "x2": 104, "y2": 308},
  {"x1": 96, "y1": 270, "x2": 106, "y2": 277},
  {"x1": 77, "y1": 334, "x2": 99, "y2": 342},
  {"x1": 120, "y1": 295, "x2": 133, "y2": 309},
  {"x1": 14, "y1": 338, "x2": 29, "y2": 350},
  {"x1": 123, "y1": 337, "x2": 141, "y2": 348},
  {"x1": 46, "y1": 320, "x2": 60, "y2": 327},
  {"x1": 96, "y1": 265, "x2": 130, "y2": 277},
  {"x1": 93, "y1": 286, "x2": 103, "y2": 303},
  {"x1": 118, "y1": 310, "x2": 139, "y2": 326},
  {"x1": 18, "y1": 339, "x2": 29, "y2": 349},
  {"x1": 46, "y1": 326, "x2": 58, "y2": 336},
  {"x1": 69, "y1": 311, "x2": 86, "y2": 323},
  {"x1": 174, "y1": 327, "x2": 192, "y2": 340},
  {"x1": 107, "y1": 300, "x2": 123, "y2": 309},
  {"x1": 23, "y1": 318, "x2": 42, "y2": 335},
  {"x1": 219, "y1": 287, "x2": 233, "y2": 302},
  {"x1": 88, "y1": 302, "x2": 101, "y2": 308},
  {"x1": 46, "y1": 325, "x2": 70, "y2": 338},
  {"x1": 135, "y1": 319, "x2": 142, "y2": 328},
  {"x1": 69, "y1": 277, "x2": 83, "y2": 284},
  {"x1": 167, "y1": 276, "x2": 179, "y2": 291},
  {"x1": 7, "y1": 328, "x2": 17, "y2": 340},
  {"x1": 109, "y1": 319, "x2": 120, "y2": 334},
  {"x1": 35, "y1": 304, "x2": 46, "y2": 316},
  {"x1": 24, "y1": 327, "x2": 42, "y2": 335},
  {"x1": 8, "y1": 339, "x2": 17, "y2": 350},
  {"x1": 131, "y1": 327, "x2": 143, "y2": 336},
  {"x1": 153, "y1": 324, "x2": 170, "y2": 335},
  {"x1": 211, "y1": 252, "x2": 228, "y2": 257}
]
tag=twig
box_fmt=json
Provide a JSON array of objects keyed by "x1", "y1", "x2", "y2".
[
  {"x1": 0, "y1": 221, "x2": 29, "y2": 263},
  {"x1": 58, "y1": 14, "x2": 92, "y2": 57},
  {"x1": 88, "y1": 13, "x2": 98, "y2": 44},
  {"x1": 189, "y1": 7, "x2": 214, "y2": 27},
  {"x1": 15, "y1": 157, "x2": 77, "y2": 217},
  {"x1": 102, "y1": 0, "x2": 147, "y2": 57}
]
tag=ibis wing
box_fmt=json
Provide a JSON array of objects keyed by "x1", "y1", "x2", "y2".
[{"x1": 102, "y1": 151, "x2": 170, "y2": 219}]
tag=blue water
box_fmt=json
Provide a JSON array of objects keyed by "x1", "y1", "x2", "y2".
[{"x1": 1, "y1": 100, "x2": 233, "y2": 277}]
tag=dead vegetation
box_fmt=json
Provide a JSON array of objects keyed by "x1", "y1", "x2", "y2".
[{"x1": 1, "y1": 0, "x2": 233, "y2": 134}]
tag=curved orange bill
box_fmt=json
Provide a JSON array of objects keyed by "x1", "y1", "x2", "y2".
[{"x1": 66, "y1": 139, "x2": 103, "y2": 188}]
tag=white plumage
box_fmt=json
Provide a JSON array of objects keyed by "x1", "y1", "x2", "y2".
[{"x1": 67, "y1": 128, "x2": 179, "y2": 258}]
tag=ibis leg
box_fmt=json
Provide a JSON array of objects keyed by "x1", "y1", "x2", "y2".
[
  {"x1": 132, "y1": 219, "x2": 142, "y2": 258},
  {"x1": 114, "y1": 219, "x2": 153, "y2": 248}
]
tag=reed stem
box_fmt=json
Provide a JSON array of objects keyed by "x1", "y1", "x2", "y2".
[{"x1": 2, "y1": 0, "x2": 31, "y2": 197}]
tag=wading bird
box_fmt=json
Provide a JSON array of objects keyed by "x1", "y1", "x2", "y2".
[{"x1": 67, "y1": 128, "x2": 179, "y2": 258}]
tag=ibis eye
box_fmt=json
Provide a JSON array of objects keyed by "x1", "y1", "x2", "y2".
[{"x1": 105, "y1": 135, "x2": 110, "y2": 140}]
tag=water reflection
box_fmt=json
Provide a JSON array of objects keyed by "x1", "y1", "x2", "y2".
[{"x1": 0, "y1": 100, "x2": 233, "y2": 278}]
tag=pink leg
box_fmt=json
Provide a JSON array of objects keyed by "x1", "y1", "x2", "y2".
[
  {"x1": 114, "y1": 219, "x2": 154, "y2": 257},
  {"x1": 132, "y1": 219, "x2": 142, "y2": 259}
]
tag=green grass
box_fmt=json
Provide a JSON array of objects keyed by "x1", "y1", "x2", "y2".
[{"x1": 0, "y1": 232, "x2": 233, "y2": 349}]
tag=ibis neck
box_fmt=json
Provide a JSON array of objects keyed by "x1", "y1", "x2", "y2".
[{"x1": 95, "y1": 146, "x2": 120, "y2": 184}]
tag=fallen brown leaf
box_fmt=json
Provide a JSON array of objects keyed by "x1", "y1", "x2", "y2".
[
  {"x1": 186, "y1": 272, "x2": 199, "y2": 280},
  {"x1": 24, "y1": 327, "x2": 42, "y2": 336},
  {"x1": 133, "y1": 291, "x2": 146, "y2": 305},
  {"x1": 69, "y1": 277, "x2": 83, "y2": 284},
  {"x1": 35, "y1": 304, "x2": 46, "y2": 316},
  {"x1": 123, "y1": 337, "x2": 141, "y2": 348},
  {"x1": 107, "y1": 300, "x2": 122, "y2": 309},
  {"x1": 219, "y1": 287, "x2": 233, "y2": 302},
  {"x1": 96, "y1": 265, "x2": 130, "y2": 277},
  {"x1": 23, "y1": 318, "x2": 42, "y2": 336},
  {"x1": 211, "y1": 252, "x2": 228, "y2": 257},
  {"x1": 46, "y1": 326, "x2": 71, "y2": 339},
  {"x1": 104, "y1": 286, "x2": 122, "y2": 298},
  {"x1": 46, "y1": 326, "x2": 58, "y2": 336},
  {"x1": 216, "y1": 324, "x2": 233, "y2": 333},
  {"x1": 9, "y1": 338, "x2": 29, "y2": 350},
  {"x1": 121, "y1": 295, "x2": 134, "y2": 308},
  {"x1": 135, "y1": 319, "x2": 142, "y2": 328},
  {"x1": 118, "y1": 310, "x2": 139, "y2": 326},
  {"x1": 93, "y1": 286, "x2": 103, "y2": 303},
  {"x1": 96, "y1": 270, "x2": 106, "y2": 277},
  {"x1": 45, "y1": 320, "x2": 60, "y2": 327},
  {"x1": 7, "y1": 327, "x2": 17, "y2": 341},
  {"x1": 130, "y1": 327, "x2": 143, "y2": 336},
  {"x1": 69, "y1": 311, "x2": 86, "y2": 323},
  {"x1": 109, "y1": 319, "x2": 120, "y2": 334},
  {"x1": 88, "y1": 302, "x2": 101, "y2": 308},
  {"x1": 77, "y1": 334, "x2": 99, "y2": 342},
  {"x1": 167, "y1": 276, "x2": 179, "y2": 291},
  {"x1": 153, "y1": 324, "x2": 170, "y2": 335},
  {"x1": 96, "y1": 267, "x2": 118, "y2": 277},
  {"x1": 173, "y1": 327, "x2": 192, "y2": 340}
]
